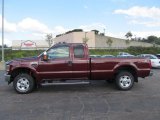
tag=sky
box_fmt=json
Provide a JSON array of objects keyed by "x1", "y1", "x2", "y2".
[{"x1": 1, "y1": 0, "x2": 160, "y2": 46}]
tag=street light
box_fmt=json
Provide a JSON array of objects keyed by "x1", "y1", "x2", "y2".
[{"x1": 1, "y1": 0, "x2": 4, "y2": 62}]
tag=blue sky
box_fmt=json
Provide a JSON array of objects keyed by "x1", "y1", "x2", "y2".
[{"x1": 1, "y1": 0, "x2": 160, "y2": 46}]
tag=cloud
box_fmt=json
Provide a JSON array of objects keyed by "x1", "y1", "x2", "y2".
[
  {"x1": 0, "y1": 15, "x2": 17, "y2": 32},
  {"x1": 79, "y1": 23, "x2": 107, "y2": 32},
  {"x1": 132, "y1": 31, "x2": 160, "y2": 38},
  {"x1": 0, "y1": 38, "x2": 12, "y2": 46},
  {"x1": 129, "y1": 20, "x2": 160, "y2": 27},
  {"x1": 114, "y1": 6, "x2": 160, "y2": 28},
  {"x1": 18, "y1": 17, "x2": 53, "y2": 34},
  {"x1": 53, "y1": 26, "x2": 68, "y2": 34},
  {"x1": 108, "y1": 30, "x2": 160, "y2": 39},
  {"x1": 114, "y1": 6, "x2": 160, "y2": 19}
]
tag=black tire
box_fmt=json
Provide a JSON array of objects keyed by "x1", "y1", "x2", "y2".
[
  {"x1": 13, "y1": 73, "x2": 35, "y2": 94},
  {"x1": 115, "y1": 71, "x2": 134, "y2": 90}
]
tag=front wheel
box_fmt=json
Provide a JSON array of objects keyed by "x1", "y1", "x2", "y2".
[
  {"x1": 115, "y1": 71, "x2": 134, "y2": 90},
  {"x1": 13, "y1": 74, "x2": 35, "y2": 94}
]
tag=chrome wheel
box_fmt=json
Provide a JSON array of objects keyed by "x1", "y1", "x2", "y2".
[
  {"x1": 119, "y1": 75, "x2": 132, "y2": 88},
  {"x1": 17, "y1": 77, "x2": 30, "y2": 92},
  {"x1": 115, "y1": 71, "x2": 134, "y2": 90}
]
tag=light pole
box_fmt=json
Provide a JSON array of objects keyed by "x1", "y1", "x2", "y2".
[{"x1": 1, "y1": 0, "x2": 4, "y2": 62}]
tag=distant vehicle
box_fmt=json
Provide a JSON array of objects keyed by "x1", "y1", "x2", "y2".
[
  {"x1": 155, "y1": 54, "x2": 160, "y2": 59},
  {"x1": 101, "y1": 55, "x2": 115, "y2": 58},
  {"x1": 89, "y1": 55, "x2": 101, "y2": 58},
  {"x1": 117, "y1": 52, "x2": 134, "y2": 58},
  {"x1": 138, "y1": 54, "x2": 160, "y2": 68}
]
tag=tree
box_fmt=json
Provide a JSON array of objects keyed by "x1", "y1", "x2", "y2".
[
  {"x1": 82, "y1": 37, "x2": 89, "y2": 44},
  {"x1": 125, "y1": 31, "x2": 133, "y2": 46},
  {"x1": 125, "y1": 31, "x2": 133, "y2": 40},
  {"x1": 45, "y1": 33, "x2": 54, "y2": 47},
  {"x1": 0, "y1": 44, "x2": 8, "y2": 48},
  {"x1": 147, "y1": 36, "x2": 158, "y2": 43},
  {"x1": 106, "y1": 38, "x2": 113, "y2": 47},
  {"x1": 125, "y1": 39, "x2": 130, "y2": 45}
]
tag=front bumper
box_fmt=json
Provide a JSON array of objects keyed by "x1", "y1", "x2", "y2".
[{"x1": 4, "y1": 74, "x2": 11, "y2": 84}]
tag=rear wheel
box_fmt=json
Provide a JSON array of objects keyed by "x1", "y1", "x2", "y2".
[
  {"x1": 13, "y1": 73, "x2": 35, "y2": 94},
  {"x1": 115, "y1": 71, "x2": 134, "y2": 90}
]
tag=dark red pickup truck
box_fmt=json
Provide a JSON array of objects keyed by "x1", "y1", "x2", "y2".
[{"x1": 5, "y1": 43, "x2": 152, "y2": 94}]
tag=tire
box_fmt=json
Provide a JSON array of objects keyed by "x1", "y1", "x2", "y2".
[
  {"x1": 13, "y1": 73, "x2": 35, "y2": 94},
  {"x1": 115, "y1": 71, "x2": 134, "y2": 90}
]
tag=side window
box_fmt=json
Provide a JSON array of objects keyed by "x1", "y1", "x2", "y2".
[
  {"x1": 73, "y1": 45, "x2": 85, "y2": 58},
  {"x1": 47, "y1": 46, "x2": 69, "y2": 59}
]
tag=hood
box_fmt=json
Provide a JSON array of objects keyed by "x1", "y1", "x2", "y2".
[
  {"x1": 6, "y1": 56, "x2": 39, "y2": 65},
  {"x1": 14, "y1": 56, "x2": 39, "y2": 62}
]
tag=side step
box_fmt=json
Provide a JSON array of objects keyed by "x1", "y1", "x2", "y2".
[{"x1": 41, "y1": 80, "x2": 90, "y2": 86}]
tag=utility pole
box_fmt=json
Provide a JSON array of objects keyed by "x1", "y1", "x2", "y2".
[
  {"x1": 1, "y1": 0, "x2": 4, "y2": 62},
  {"x1": 104, "y1": 29, "x2": 105, "y2": 36}
]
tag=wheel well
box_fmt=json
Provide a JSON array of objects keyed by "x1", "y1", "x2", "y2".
[
  {"x1": 115, "y1": 66, "x2": 138, "y2": 82},
  {"x1": 11, "y1": 68, "x2": 36, "y2": 83}
]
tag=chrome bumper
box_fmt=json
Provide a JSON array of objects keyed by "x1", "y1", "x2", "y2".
[{"x1": 4, "y1": 74, "x2": 11, "y2": 84}]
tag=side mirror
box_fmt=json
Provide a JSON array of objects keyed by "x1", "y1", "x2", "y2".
[{"x1": 42, "y1": 51, "x2": 48, "y2": 61}]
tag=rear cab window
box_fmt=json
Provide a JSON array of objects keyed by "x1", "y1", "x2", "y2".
[{"x1": 73, "y1": 45, "x2": 85, "y2": 59}]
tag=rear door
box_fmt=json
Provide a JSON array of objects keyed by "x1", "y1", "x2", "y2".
[{"x1": 72, "y1": 44, "x2": 89, "y2": 79}]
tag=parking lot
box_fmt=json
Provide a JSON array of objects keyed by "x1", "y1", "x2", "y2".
[{"x1": 0, "y1": 69, "x2": 160, "y2": 120}]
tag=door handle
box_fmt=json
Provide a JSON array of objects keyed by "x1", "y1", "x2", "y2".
[{"x1": 68, "y1": 61, "x2": 72, "y2": 66}]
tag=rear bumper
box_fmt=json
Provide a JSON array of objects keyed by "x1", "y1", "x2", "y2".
[{"x1": 4, "y1": 74, "x2": 11, "y2": 84}]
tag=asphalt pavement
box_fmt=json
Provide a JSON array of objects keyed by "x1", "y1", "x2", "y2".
[{"x1": 0, "y1": 69, "x2": 160, "y2": 120}]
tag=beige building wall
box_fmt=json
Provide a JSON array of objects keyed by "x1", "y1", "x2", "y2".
[
  {"x1": 54, "y1": 31, "x2": 95, "y2": 47},
  {"x1": 95, "y1": 35, "x2": 154, "y2": 48},
  {"x1": 54, "y1": 33, "x2": 74, "y2": 43},
  {"x1": 54, "y1": 31, "x2": 156, "y2": 48}
]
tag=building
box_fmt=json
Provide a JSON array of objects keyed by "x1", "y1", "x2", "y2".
[
  {"x1": 12, "y1": 40, "x2": 49, "y2": 50},
  {"x1": 54, "y1": 30, "x2": 154, "y2": 48}
]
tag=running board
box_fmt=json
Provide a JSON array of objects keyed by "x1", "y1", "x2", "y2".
[{"x1": 41, "y1": 81, "x2": 90, "y2": 86}]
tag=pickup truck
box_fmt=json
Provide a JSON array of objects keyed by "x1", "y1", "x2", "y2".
[{"x1": 5, "y1": 43, "x2": 152, "y2": 94}]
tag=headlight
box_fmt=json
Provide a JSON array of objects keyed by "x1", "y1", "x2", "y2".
[{"x1": 6, "y1": 65, "x2": 10, "y2": 72}]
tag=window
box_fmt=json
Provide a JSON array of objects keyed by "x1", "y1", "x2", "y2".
[
  {"x1": 47, "y1": 46, "x2": 69, "y2": 59},
  {"x1": 73, "y1": 45, "x2": 85, "y2": 58}
]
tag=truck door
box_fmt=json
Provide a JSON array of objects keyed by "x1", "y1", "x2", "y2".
[
  {"x1": 72, "y1": 44, "x2": 89, "y2": 79},
  {"x1": 37, "y1": 44, "x2": 72, "y2": 80}
]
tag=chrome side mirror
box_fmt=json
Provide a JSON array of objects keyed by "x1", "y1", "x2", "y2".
[{"x1": 42, "y1": 51, "x2": 48, "y2": 61}]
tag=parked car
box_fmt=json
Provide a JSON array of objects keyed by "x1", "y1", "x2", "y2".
[
  {"x1": 89, "y1": 55, "x2": 101, "y2": 58},
  {"x1": 5, "y1": 43, "x2": 152, "y2": 94},
  {"x1": 117, "y1": 52, "x2": 134, "y2": 58},
  {"x1": 155, "y1": 54, "x2": 160, "y2": 59},
  {"x1": 137, "y1": 54, "x2": 160, "y2": 68},
  {"x1": 101, "y1": 55, "x2": 115, "y2": 58}
]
